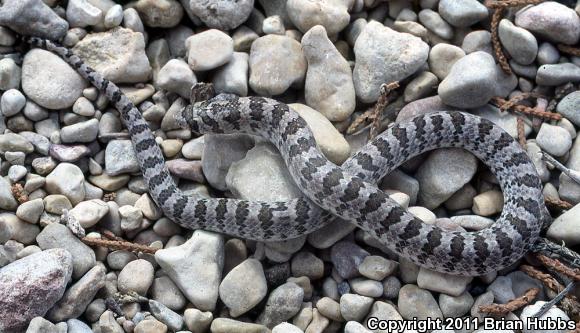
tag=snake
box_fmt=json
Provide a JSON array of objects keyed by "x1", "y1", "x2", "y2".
[{"x1": 24, "y1": 37, "x2": 550, "y2": 276}]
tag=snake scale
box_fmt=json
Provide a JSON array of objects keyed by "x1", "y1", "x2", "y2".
[{"x1": 25, "y1": 37, "x2": 551, "y2": 276}]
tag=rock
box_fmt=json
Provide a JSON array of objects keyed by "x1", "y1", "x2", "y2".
[
  {"x1": 398, "y1": 284, "x2": 443, "y2": 320},
  {"x1": 15, "y1": 198, "x2": 43, "y2": 224},
  {"x1": 472, "y1": 190, "x2": 504, "y2": 216},
  {"x1": 36, "y1": 223, "x2": 96, "y2": 279},
  {"x1": 345, "y1": 321, "x2": 372, "y2": 333},
  {"x1": 46, "y1": 265, "x2": 106, "y2": 322},
  {"x1": 0, "y1": 0, "x2": 68, "y2": 40},
  {"x1": 249, "y1": 35, "x2": 306, "y2": 96},
  {"x1": 520, "y1": 301, "x2": 571, "y2": 333},
  {"x1": 134, "y1": 319, "x2": 167, "y2": 333},
  {"x1": 262, "y1": 15, "x2": 284, "y2": 35},
  {"x1": 438, "y1": 0, "x2": 488, "y2": 27},
  {"x1": 105, "y1": 140, "x2": 140, "y2": 176},
  {"x1": 181, "y1": 0, "x2": 254, "y2": 30},
  {"x1": 69, "y1": 199, "x2": 109, "y2": 229},
  {"x1": 291, "y1": 251, "x2": 324, "y2": 280},
  {"x1": 537, "y1": 42, "x2": 560, "y2": 65},
  {"x1": 330, "y1": 241, "x2": 370, "y2": 279},
  {"x1": 257, "y1": 282, "x2": 304, "y2": 328},
  {"x1": 117, "y1": 259, "x2": 154, "y2": 296},
  {"x1": 439, "y1": 291, "x2": 474, "y2": 318},
  {"x1": 210, "y1": 318, "x2": 269, "y2": 333},
  {"x1": 186, "y1": 29, "x2": 233, "y2": 71},
  {"x1": 438, "y1": 51, "x2": 497, "y2": 108},
  {"x1": 547, "y1": 204, "x2": 580, "y2": 246},
  {"x1": 515, "y1": 1, "x2": 580, "y2": 45},
  {"x1": 272, "y1": 322, "x2": 303, "y2": 333},
  {"x1": 498, "y1": 19, "x2": 537, "y2": 65},
  {"x1": 1, "y1": 89, "x2": 26, "y2": 117},
  {"x1": 73, "y1": 27, "x2": 152, "y2": 83},
  {"x1": 0, "y1": 249, "x2": 72, "y2": 333},
  {"x1": 340, "y1": 294, "x2": 374, "y2": 322},
  {"x1": 99, "y1": 310, "x2": 124, "y2": 333},
  {"x1": 219, "y1": 258, "x2": 268, "y2": 317},
  {"x1": 0, "y1": 177, "x2": 18, "y2": 211},
  {"x1": 302, "y1": 25, "x2": 355, "y2": 122},
  {"x1": 155, "y1": 230, "x2": 224, "y2": 311},
  {"x1": 0, "y1": 58, "x2": 21, "y2": 91},
  {"x1": 537, "y1": 63, "x2": 580, "y2": 86},
  {"x1": 364, "y1": 301, "x2": 404, "y2": 330},
  {"x1": 358, "y1": 255, "x2": 398, "y2": 281},
  {"x1": 72, "y1": 97, "x2": 95, "y2": 117},
  {"x1": 383, "y1": 276, "x2": 402, "y2": 299},
  {"x1": 128, "y1": 0, "x2": 183, "y2": 28},
  {"x1": 184, "y1": 308, "x2": 212, "y2": 333},
  {"x1": 156, "y1": 59, "x2": 196, "y2": 99},
  {"x1": 353, "y1": 21, "x2": 429, "y2": 103},
  {"x1": 212, "y1": 52, "x2": 249, "y2": 97},
  {"x1": 89, "y1": 173, "x2": 131, "y2": 191},
  {"x1": 60, "y1": 119, "x2": 99, "y2": 143},
  {"x1": 415, "y1": 148, "x2": 478, "y2": 209},
  {"x1": 428, "y1": 43, "x2": 466, "y2": 80},
  {"x1": 43, "y1": 195, "x2": 73, "y2": 215},
  {"x1": 202, "y1": 134, "x2": 254, "y2": 191},
  {"x1": 149, "y1": 300, "x2": 184, "y2": 331},
  {"x1": 119, "y1": 205, "x2": 143, "y2": 232},
  {"x1": 403, "y1": 71, "x2": 439, "y2": 103},
  {"x1": 316, "y1": 297, "x2": 342, "y2": 322},
  {"x1": 418, "y1": 9, "x2": 453, "y2": 39},
  {"x1": 22, "y1": 49, "x2": 88, "y2": 110},
  {"x1": 67, "y1": 0, "x2": 103, "y2": 28},
  {"x1": 26, "y1": 317, "x2": 58, "y2": 333},
  {"x1": 307, "y1": 217, "x2": 357, "y2": 249},
  {"x1": 67, "y1": 319, "x2": 92, "y2": 333},
  {"x1": 471, "y1": 104, "x2": 532, "y2": 138},
  {"x1": 350, "y1": 278, "x2": 383, "y2": 298},
  {"x1": 286, "y1": 0, "x2": 350, "y2": 36},
  {"x1": 487, "y1": 276, "x2": 515, "y2": 304},
  {"x1": 557, "y1": 91, "x2": 580, "y2": 126},
  {"x1": 417, "y1": 268, "x2": 472, "y2": 296},
  {"x1": 45, "y1": 163, "x2": 85, "y2": 205},
  {"x1": 289, "y1": 103, "x2": 351, "y2": 165},
  {"x1": 536, "y1": 123, "x2": 572, "y2": 157},
  {"x1": 104, "y1": 4, "x2": 123, "y2": 29}
]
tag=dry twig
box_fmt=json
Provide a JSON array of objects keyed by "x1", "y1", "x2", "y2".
[
  {"x1": 81, "y1": 236, "x2": 159, "y2": 254},
  {"x1": 347, "y1": 82, "x2": 399, "y2": 138},
  {"x1": 11, "y1": 183, "x2": 28, "y2": 204},
  {"x1": 485, "y1": 0, "x2": 544, "y2": 8},
  {"x1": 489, "y1": 7, "x2": 511, "y2": 74},
  {"x1": 103, "y1": 192, "x2": 117, "y2": 202},
  {"x1": 479, "y1": 288, "x2": 539, "y2": 315},
  {"x1": 492, "y1": 97, "x2": 562, "y2": 120},
  {"x1": 558, "y1": 44, "x2": 580, "y2": 57},
  {"x1": 545, "y1": 197, "x2": 574, "y2": 210},
  {"x1": 517, "y1": 117, "x2": 527, "y2": 146},
  {"x1": 536, "y1": 254, "x2": 580, "y2": 281}
]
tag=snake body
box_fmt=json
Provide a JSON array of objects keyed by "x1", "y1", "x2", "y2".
[{"x1": 26, "y1": 37, "x2": 550, "y2": 276}]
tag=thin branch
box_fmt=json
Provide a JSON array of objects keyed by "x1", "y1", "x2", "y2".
[
  {"x1": 531, "y1": 281, "x2": 575, "y2": 318},
  {"x1": 536, "y1": 254, "x2": 580, "y2": 281},
  {"x1": 545, "y1": 197, "x2": 574, "y2": 210},
  {"x1": 558, "y1": 44, "x2": 580, "y2": 57},
  {"x1": 81, "y1": 237, "x2": 159, "y2": 254},
  {"x1": 485, "y1": 0, "x2": 545, "y2": 8},
  {"x1": 478, "y1": 288, "x2": 539, "y2": 315},
  {"x1": 541, "y1": 152, "x2": 580, "y2": 186},
  {"x1": 490, "y1": 7, "x2": 512, "y2": 74},
  {"x1": 492, "y1": 97, "x2": 562, "y2": 120}
]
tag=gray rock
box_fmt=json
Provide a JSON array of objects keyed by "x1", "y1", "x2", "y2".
[
  {"x1": 104, "y1": 4, "x2": 123, "y2": 29},
  {"x1": 257, "y1": 282, "x2": 304, "y2": 328},
  {"x1": 155, "y1": 230, "x2": 224, "y2": 311},
  {"x1": 499, "y1": 19, "x2": 537, "y2": 65},
  {"x1": 212, "y1": 52, "x2": 249, "y2": 97},
  {"x1": 272, "y1": 322, "x2": 303, "y2": 333},
  {"x1": 345, "y1": 321, "x2": 372, "y2": 333},
  {"x1": 151, "y1": 276, "x2": 186, "y2": 311},
  {"x1": 350, "y1": 278, "x2": 383, "y2": 298},
  {"x1": 0, "y1": 0, "x2": 68, "y2": 40},
  {"x1": 60, "y1": 119, "x2": 99, "y2": 143},
  {"x1": 0, "y1": 58, "x2": 21, "y2": 91},
  {"x1": 418, "y1": 9, "x2": 453, "y2": 39},
  {"x1": 202, "y1": 133, "x2": 255, "y2": 191},
  {"x1": 302, "y1": 25, "x2": 355, "y2": 122},
  {"x1": 383, "y1": 276, "x2": 402, "y2": 299},
  {"x1": 520, "y1": 301, "x2": 570, "y2": 333},
  {"x1": 557, "y1": 91, "x2": 580, "y2": 126},
  {"x1": 364, "y1": 301, "x2": 405, "y2": 330},
  {"x1": 105, "y1": 140, "x2": 140, "y2": 176},
  {"x1": 535, "y1": 123, "x2": 572, "y2": 157},
  {"x1": 0, "y1": 249, "x2": 72, "y2": 333},
  {"x1": 226, "y1": 142, "x2": 302, "y2": 201},
  {"x1": 72, "y1": 97, "x2": 95, "y2": 117},
  {"x1": 290, "y1": 103, "x2": 351, "y2": 165},
  {"x1": 291, "y1": 251, "x2": 324, "y2": 280},
  {"x1": 0, "y1": 176, "x2": 18, "y2": 211},
  {"x1": 210, "y1": 318, "x2": 269, "y2": 333},
  {"x1": 117, "y1": 259, "x2": 153, "y2": 296},
  {"x1": 15, "y1": 198, "x2": 43, "y2": 224},
  {"x1": 417, "y1": 268, "x2": 473, "y2": 296},
  {"x1": 438, "y1": 51, "x2": 497, "y2": 108},
  {"x1": 353, "y1": 21, "x2": 429, "y2": 103},
  {"x1": 249, "y1": 34, "x2": 306, "y2": 96},
  {"x1": 184, "y1": 308, "x2": 212, "y2": 333},
  {"x1": 149, "y1": 299, "x2": 184, "y2": 331},
  {"x1": 181, "y1": 0, "x2": 254, "y2": 30},
  {"x1": 547, "y1": 203, "x2": 580, "y2": 246},
  {"x1": 69, "y1": 199, "x2": 109, "y2": 229},
  {"x1": 186, "y1": 29, "x2": 234, "y2": 71},
  {"x1": 316, "y1": 296, "x2": 342, "y2": 322},
  {"x1": 416, "y1": 148, "x2": 478, "y2": 209},
  {"x1": 461, "y1": 30, "x2": 492, "y2": 54},
  {"x1": 487, "y1": 276, "x2": 515, "y2": 304},
  {"x1": 358, "y1": 255, "x2": 397, "y2": 281},
  {"x1": 286, "y1": 0, "x2": 350, "y2": 36},
  {"x1": 106, "y1": 250, "x2": 137, "y2": 270},
  {"x1": 46, "y1": 265, "x2": 106, "y2": 322},
  {"x1": 66, "y1": 319, "x2": 92, "y2": 333},
  {"x1": 45, "y1": 163, "x2": 85, "y2": 205},
  {"x1": 22, "y1": 49, "x2": 88, "y2": 110},
  {"x1": 403, "y1": 71, "x2": 439, "y2": 103},
  {"x1": 515, "y1": 1, "x2": 580, "y2": 45},
  {"x1": 307, "y1": 217, "x2": 357, "y2": 249},
  {"x1": 67, "y1": 0, "x2": 103, "y2": 28},
  {"x1": 98, "y1": 310, "x2": 123, "y2": 333},
  {"x1": 438, "y1": 0, "x2": 488, "y2": 27},
  {"x1": 439, "y1": 291, "x2": 474, "y2": 318},
  {"x1": 128, "y1": 0, "x2": 183, "y2": 28},
  {"x1": 263, "y1": 15, "x2": 285, "y2": 35},
  {"x1": 1, "y1": 89, "x2": 26, "y2": 117},
  {"x1": 428, "y1": 43, "x2": 465, "y2": 80},
  {"x1": 73, "y1": 27, "x2": 152, "y2": 83},
  {"x1": 537, "y1": 42, "x2": 560, "y2": 65},
  {"x1": 330, "y1": 241, "x2": 370, "y2": 279},
  {"x1": 36, "y1": 223, "x2": 96, "y2": 279},
  {"x1": 398, "y1": 284, "x2": 443, "y2": 320},
  {"x1": 471, "y1": 104, "x2": 532, "y2": 138},
  {"x1": 219, "y1": 258, "x2": 268, "y2": 317},
  {"x1": 340, "y1": 293, "x2": 374, "y2": 322}
]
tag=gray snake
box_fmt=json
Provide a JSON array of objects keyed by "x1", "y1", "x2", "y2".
[{"x1": 26, "y1": 37, "x2": 550, "y2": 276}]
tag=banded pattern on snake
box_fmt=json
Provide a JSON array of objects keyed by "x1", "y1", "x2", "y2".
[{"x1": 26, "y1": 37, "x2": 550, "y2": 276}]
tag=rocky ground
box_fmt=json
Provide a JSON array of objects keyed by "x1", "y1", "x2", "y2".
[{"x1": 0, "y1": 0, "x2": 579, "y2": 332}]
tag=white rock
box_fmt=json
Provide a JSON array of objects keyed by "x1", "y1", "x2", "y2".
[{"x1": 186, "y1": 29, "x2": 233, "y2": 71}]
